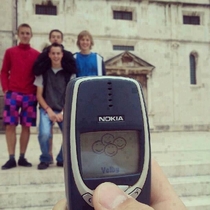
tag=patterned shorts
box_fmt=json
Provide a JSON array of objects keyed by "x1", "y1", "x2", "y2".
[{"x1": 3, "y1": 91, "x2": 37, "y2": 127}]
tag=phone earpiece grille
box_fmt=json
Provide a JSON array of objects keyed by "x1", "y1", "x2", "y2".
[{"x1": 107, "y1": 81, "x2": 113, "y2": 108}]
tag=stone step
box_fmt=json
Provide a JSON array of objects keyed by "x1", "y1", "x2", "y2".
[
  {"x1": 0, "y1": 166, "x2": 64, "y2": 186},
  {"x1": 169, "y1": 175, "x2": 210, "y2": 197},
  {"x1": 152, "y1": 151, "x2": 210, "y2": 163},
  {"x1": 0, "y1": 175, "x2": 209, "y2": 209},
  {"x1": 152, "y1": 151, "x2": 210, "y2": 177},
  {"x1": 160, "y1": 162, "x2": 210, "y2": 177},
  {"x1": 151, "y1": 136, "x2": 210, "y2": 152},
  {"x1": 4, "y1": 196, "x2": 210, "y2": 210},
  {"x1": 0, "y1": 184, "x2": 65, "y2": 209},
  {"x1": 5, "y1": 207, "x2": 51, "y2": 210},
  {"x1": 181, "y1": 195, "x2": 210, "y2": 210},
  {"x1": 0, "y1": 160, "x2": 209, "y2": 186},
  {"x1": 0, "y1": 132, "x2": 209, "y2": 210}
]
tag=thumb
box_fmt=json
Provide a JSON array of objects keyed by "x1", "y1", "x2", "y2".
[{"x1": 92, "y1": 182, "x2": 152, "y2": 210}]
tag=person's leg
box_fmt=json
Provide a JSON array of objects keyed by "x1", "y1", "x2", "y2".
[
  {"x1": 18, "y1": 93, "x2": 37, "y2": 167},
  {"x1": 49, "y1": 128, "x2": 54, "y2": 164},
  {"x1": 1, "y1": 91, "x2": 19, "y2": 170},
  {"x1": 5, "y1": 125, "x2": 17, "y2": 155},
  {"x1": 19, "y1": 125, "x2": 30, "y2": 154},
  {"x1": 56, "y1": 121, "x2": 63, "y2": 167},
  {"x1": 17, "y1": 125, "x2": 32, "y2": 166},
  {"x1": 37, "y1": 108, "x2": 52, "y2": 169},
  {"x1": 1, "y1": 125, "x2": 17, "y2": 169}
]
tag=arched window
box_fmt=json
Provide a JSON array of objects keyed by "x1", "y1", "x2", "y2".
[{"x1": 189, "y1": 53, "x2": 197, "y2": 85}]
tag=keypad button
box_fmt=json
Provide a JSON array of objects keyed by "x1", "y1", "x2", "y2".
[
  {"x1": 83, "y1": 193, "x2": 93, "y2": 207},
  {"x1": 129, "y1": 188, "x2": 142, "y2": 199}
]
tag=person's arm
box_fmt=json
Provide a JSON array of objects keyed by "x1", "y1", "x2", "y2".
[
  {"x1": 55, "y1": 73, "x2": 76, "y2": 123},
  {"x1": 101, "y1": 59, "x2": 106, "y2": 76},
  {"x1": 55, "y1": 110, "x2": 63, "y2": 123},
  {"x1": 62, "y1": 51, "x2": 77, "y2": 75},
  {"x1": 33, "y1": 51, "x2": 51, "y2": 76},
  {"x1": 96, "y1": 53, "x2": 106, "y2": 76},
  {"x1": 0, "y1": 49, "x2": 11, "y2": 93},
  {"x1": 36, "y1": 85, "x2": 57, "y2": 123}
]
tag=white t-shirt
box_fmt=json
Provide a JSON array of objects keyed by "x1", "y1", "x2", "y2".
[
  {"x1": 34, "y1": 68, "x2": 63, "y2": 87},
  {"x1": 34, "y1": 68, "x2": 76, "y2": 88}
]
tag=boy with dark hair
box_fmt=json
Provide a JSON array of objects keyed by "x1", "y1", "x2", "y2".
[
  {"x1": 33, "y1": 29, "x2": 77, "y2": 76},
  {"x1": 34, "y1": 43, "x2": 74, "y2": 170},
  {"x1": 33, "y1": 29, "x2": 77, "y2": 164},
  {"x1": 49, "y1": 29, "x2": 64, "y2": 40},
  {"x1": 0, "y1": 23, "x2": 39, "y2": 170}
]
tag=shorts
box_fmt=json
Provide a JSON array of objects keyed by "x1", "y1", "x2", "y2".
[{"x1": 3, "y1": 91, "x2": 37, "y2": 127}]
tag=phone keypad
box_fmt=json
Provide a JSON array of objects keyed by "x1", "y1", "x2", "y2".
[
  {"x1": 83, "y1": 193, "x2": 93, "y2": 207},
  {"x1": 129, "y1": 187, "x2": 142, "y2": 199}
]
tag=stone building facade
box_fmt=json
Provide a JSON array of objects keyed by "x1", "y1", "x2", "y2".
[{"x1": 0, "y1": 0, "x2": 210, "y2": 131}]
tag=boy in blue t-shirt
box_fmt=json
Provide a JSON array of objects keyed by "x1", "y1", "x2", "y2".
[{"x1": 74, "y1": 30, "x2": 106, "y2": 77}]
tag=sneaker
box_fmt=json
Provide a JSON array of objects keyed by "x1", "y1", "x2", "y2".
[
  {"x1": 38, "y1": 162, "x2": 49, "y2": 170},
  {"x1": 18, "y1": 157, "x2": 32, "y2": 167},
  {"x1": 57, "y1": 162, "x2": 63, "y2": 167},
  {"x1": 1, "y1": 159, "x2": 17, "y2": 170}
]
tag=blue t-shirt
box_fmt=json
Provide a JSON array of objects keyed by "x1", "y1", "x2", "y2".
[{"x1": 75, "y1": 52, "x2": 98, "y2": 77}]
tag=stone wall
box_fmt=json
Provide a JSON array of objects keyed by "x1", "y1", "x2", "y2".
[{"x1": 0, "y1": 0, "x2": 210, "y2": 131}]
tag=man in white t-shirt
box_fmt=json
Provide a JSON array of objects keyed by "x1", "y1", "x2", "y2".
[{"x1": 34, "y1": 43, "x2": 75, "y2": 170}]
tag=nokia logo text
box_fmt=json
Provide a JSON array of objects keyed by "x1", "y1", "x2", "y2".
[{"x1": 98, "y1": 116, "x2": 125, "y2": 122}]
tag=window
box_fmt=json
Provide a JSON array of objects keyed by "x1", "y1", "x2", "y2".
[
  {"x1": 113, "y1": 11, "x2": 132, "y2": 20},
  {"x1": 35, "y1": 4, "x2": 57, "y2": 15},
  {"x1": 183, "y1": 15, "x2": 200, "y2": 25},
  {"x1": 113, "y1": 45, "x2": 134, "y2": 51},
  {"x1": 189, "y1": 54, "x2": 197, "y2": 84}
]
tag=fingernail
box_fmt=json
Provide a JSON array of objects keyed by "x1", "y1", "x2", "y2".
[{"x1": 98, "y1": 183, "x2": 128, "y2": 210}]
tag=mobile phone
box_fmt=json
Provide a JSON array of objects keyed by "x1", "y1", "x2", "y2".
[{"x1": 63, "y1": 76, "x2": 151, "y2": 210}]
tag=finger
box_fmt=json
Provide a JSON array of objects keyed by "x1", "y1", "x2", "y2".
[
  {"x1": 92, "y1": 182, "x2": 153, "y2": 210},
  {"x1": 55, "y1": 115, "x2": 62, "y2": 122},
  {"x1": 52, "y1": 198, "x2": 67, "y2": 210}
]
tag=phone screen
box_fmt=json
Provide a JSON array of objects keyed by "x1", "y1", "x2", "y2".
[{"x1": 80, "y1": 130, "x2": 140, "y2": 178}]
